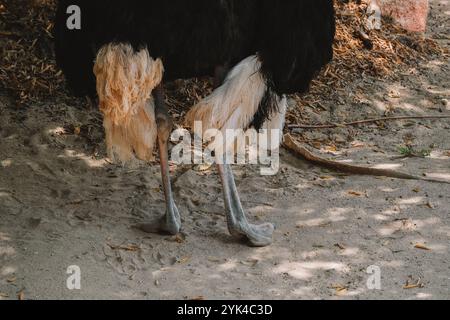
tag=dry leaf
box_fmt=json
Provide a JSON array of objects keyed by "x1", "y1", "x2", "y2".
[
  {"x1": 425, "y1": 202, "x2": 434, "y2": 209},
  {"x1": 18, "y1": 291, "x2": 25, "y2": 300},
  {"x1": 414, "y1": 243, "x2": 431, "y2": 251},
  {"x1": 412, "y1": 188, "x2": 420, "y2": 193},
  {"x1": 177, "y1": 256, "x2": 191, "y2": 264},
  {"x1": 403, "y1": 284, "x2": 420, "y2": 289},
  {"x1": 74, "y1": 127, "x2": 81, "y2": 135},
  {"x1": 108, "y1": 243, "x2": 140, "y2": 252},
  {"x1": 335, "y1": 243, "x2": 346, "y2": 250},
  {"x1": 191, "y1": 296, "x2": 205, "y2": 301},
  {"x1": 173, "y1": 234, "x2": 185, "y2": 244},
  {"x1": 403, "y1": 279, "x2": 424, "y2": 290},
  {"x1": 351, "y1": 141, "x2": 365, "y2": 148},
  {"x1": 7, "y1": 277, "x2": 16, "y2": 283},
  {"x1": 195, "y1": 163, "x2": 213, "y2": 172},
  {"x1": 348, "y1": 190, "x2": 363, "y2": 196},
  {"x1": 124, "y1": 245, "x2": 140, "y2": 251},
  {"x1": 331, "y1": 284, "x2": 348, "y2": 296},
  {"x1": 336, "y1": 288, "x2": 348, "y2": 296}
]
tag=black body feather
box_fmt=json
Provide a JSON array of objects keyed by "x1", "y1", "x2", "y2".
[{"x1": 54, "y1": 0, "x2": 335, "y2": 126}]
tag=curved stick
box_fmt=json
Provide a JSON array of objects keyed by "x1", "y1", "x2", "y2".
[{"x1": 283, "y1": 134, "x2": 450, "y2": 185}]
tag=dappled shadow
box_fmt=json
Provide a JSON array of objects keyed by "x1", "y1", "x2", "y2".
[
  {"x1": 1, "y1": 0, "x2": 449, "y2": 299},
  {"x1": 1, "y1": 55, "x2": 449, "y2": 299}
]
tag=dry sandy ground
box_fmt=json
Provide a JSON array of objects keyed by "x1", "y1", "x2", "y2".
[{"x1": 0, "y1": 1, "x2": 449, "y2": 300}]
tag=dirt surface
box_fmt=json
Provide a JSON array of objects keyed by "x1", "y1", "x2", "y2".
[{"x1": 0, "y1": 1, "x2": 449, "y2": 300}]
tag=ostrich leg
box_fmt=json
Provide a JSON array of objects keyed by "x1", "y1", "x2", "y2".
[
  {"x1": 212, "y1": 65, "x2": 274, "y2": 247},
  {"x1": 217, "y1": 163, "x2": 274, "y2": 247},
  {"x1": 139, "y1": 84, "x2": 181, "y2": 235}
]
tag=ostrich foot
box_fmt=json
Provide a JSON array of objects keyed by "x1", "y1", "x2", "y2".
[
  {"x1": 138, "y1": 204, "x2": 181, "y2": 235},
  {"x1": 229, "y1": 221, "x2": 275, "y2": 247}
]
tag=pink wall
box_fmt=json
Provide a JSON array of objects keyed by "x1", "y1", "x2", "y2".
[{"x1": 374, "y1": 0, "x2": 429, "y2": 32}]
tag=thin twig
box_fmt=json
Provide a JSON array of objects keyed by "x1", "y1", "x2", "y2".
[
  {"x1": 0, "y1": 31, "x2": 19, "y2": 37},
  {"x1": 288, "y1": 115, "x2": 450, "y2": 130}
]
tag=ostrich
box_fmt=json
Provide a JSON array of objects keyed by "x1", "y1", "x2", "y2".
[{"x1": 54, "y1": 0, "x2": 336, "y2": 247}]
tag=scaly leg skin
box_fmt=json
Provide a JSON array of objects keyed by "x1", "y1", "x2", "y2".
[
  {"x1": 217, "y1": 163, "x2": 274, "y2": 247},
  {"x1": 138, "y1": 84, "x2": 181, "y2": 235}
]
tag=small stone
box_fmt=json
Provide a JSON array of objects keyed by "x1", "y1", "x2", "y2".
[
  {"x1": 333, "y1": 134, "x2": 347, "y2": 144},
  {"x1": 1, "y1": 159, "x2": 12, "y2": 167}
]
